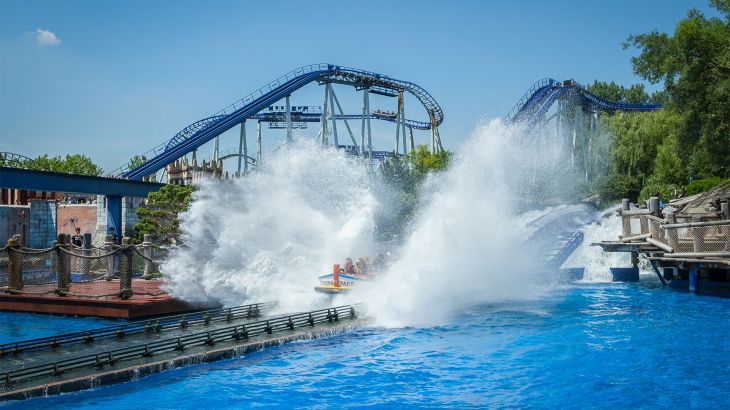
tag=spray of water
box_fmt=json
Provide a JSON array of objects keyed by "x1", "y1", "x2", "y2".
[
  {"x1": 348, "y1": 120, "x2": 544, "y2": 327},
  {"x1": 163, "y1": 139, "x2": 379, "y2": 312},
  {"x1": 164, "y1": 120, "x2": 594, "y2": 326},
  {"x1": 560, "y1": 209, "x2": 627, "y2": 282}
]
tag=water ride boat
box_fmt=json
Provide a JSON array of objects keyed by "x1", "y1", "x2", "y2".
[{"x1": 314, "y1": 263, "x2": 371, "y2": 294}]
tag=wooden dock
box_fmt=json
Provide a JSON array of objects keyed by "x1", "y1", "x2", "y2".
[
  {"x1": 594, "y1": 192, "x2": 729, "y2": 294},
  {"x1": 0, "y1": 280, "x2": 215, "y2": 318}
]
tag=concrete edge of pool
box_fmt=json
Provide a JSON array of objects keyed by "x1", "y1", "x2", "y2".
[{"x1": 0, "y1": 319, "x2": 367, "y2": 402}]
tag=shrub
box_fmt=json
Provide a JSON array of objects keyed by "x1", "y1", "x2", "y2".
[{"x1": 685, "y1": 177, "x2": 728, "y2": 196}]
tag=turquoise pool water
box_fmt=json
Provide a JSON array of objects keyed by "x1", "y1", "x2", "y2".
[
  {"x1": 2, "y1": 282, "x2": 729, "y2": 409},
  {"x1": 0, "y1": 313, "x2": 120, "y2": 345}
]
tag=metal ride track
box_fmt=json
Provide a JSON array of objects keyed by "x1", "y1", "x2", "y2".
[
  {"x1": 121, "y1": 64, "x2": 444, "y2": 180},
  {"x1": 505, "y1": 78, "x2": 662, "y2": 125}
]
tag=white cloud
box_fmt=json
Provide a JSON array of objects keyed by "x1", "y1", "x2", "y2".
[{"x1": 35, "y1": 29, "x2": 61, "y2": 46}]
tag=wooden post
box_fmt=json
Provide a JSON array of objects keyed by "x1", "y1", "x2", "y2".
[
  {"x1": 81, "y1": 233, "x2": 92, "y2": 276},
  {"x1": 621, "y1": 199, "x2": 631, "y2": 237},
  {"x1": 119, "y1": 237, "x2": 133, "y2": 299},
  {"x1": 55, "y1": 233, "x2": 70, "y2": 295},
  {"x1": 649, "y1": 196, "x2": 660, "y2": 217},
  {"x1": 105, "y1": 235, "x2": 114, "y2": 280},
  {"x1": 7, "y1": 237, "x2": 22, "y2": 292}
]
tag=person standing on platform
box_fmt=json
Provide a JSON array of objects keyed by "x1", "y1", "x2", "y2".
[{"x1": 71, "y1": 227, "x2": 83, "y2": 248}]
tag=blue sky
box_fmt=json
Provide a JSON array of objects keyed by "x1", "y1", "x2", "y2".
[{"x1": 0, "y1": 0, "x2": 719, "y2": 172}]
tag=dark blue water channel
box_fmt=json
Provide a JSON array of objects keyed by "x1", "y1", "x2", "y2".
[{"x1": 2, "y1": 281, "x2": 729, "y2": 409}]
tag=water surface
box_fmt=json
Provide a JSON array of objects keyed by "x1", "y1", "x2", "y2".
[{"x1": 2, "y1": 282, "x2": 729, "y2": 409}]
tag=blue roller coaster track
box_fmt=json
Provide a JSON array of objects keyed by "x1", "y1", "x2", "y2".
[
  {"x1": 121, "y1": 64, "x2": 443, "y2": 180},
  {"x1": 505, "y1": 78, "x2": 662, "y2": 125}
]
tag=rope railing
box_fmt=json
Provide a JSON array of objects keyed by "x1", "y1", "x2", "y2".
[
  {"x1": 1, "y1": 304, "x2": 358, "y2": 386},
  {"x1": 1, "y1": 234, "x2": 170, "y2": 298}
]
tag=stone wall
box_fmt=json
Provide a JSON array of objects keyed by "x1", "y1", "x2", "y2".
[
  {"x1": 94, "y1": 195, "x2": 108, "y2": 245},
  {"x1": 0, "y1": 205, "x2": 30, "y2": 247},
  {"x1": 122, "y1": 197, "x2": 142, "y2": 238},
  {"x1": 93, "y1": 195, "x2": 143, "y2": 245},
  {"x1": 29, "y1": 200, "x2": 57, "y2": 248}
]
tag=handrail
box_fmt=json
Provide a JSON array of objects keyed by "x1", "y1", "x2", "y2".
[
  {"x1": 0, "y1": 302, "x2": 275, "y2": 355},
  {"x1": 661, "y1": 220, "x2": 730, "y2": 229},
  {"x1": 2, "y1": 304, "x2": 358, "y2": 386}
]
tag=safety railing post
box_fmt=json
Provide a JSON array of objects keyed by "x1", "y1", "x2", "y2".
[
  {"x1": 119, "y1": 237, "x2": 133, "y2": 299},
  {"x1": 55, "y1": 234, "x2": 70, "y2": 295},
  {"x1": 621, "y1": 199, "x2": 631, "y2": 237},
  {"x1": 81, "y1": 233, "x2": 91, "y2": 276},
  {"x1": 649, "y1": 196, "x2": 660, "y2": 217},
  {"x1": 7, "y1": 236, "x2": 23, "y2": 293},
  {"x1": 142, "y1": 234, "x2": 153, "y2": 280},
  {"x1": 105, "y1": 235, "x2": 114, "y2": 280},
  {"x1": 649, "y1": 219, "x2": 660, "y2": 241}
]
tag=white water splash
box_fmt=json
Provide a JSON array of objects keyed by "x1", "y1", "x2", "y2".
[
  {"x1": 164, "y1": 120, "x2": 594, "y2": 327},
  {"x1": 349, "y1": 120, "x2": 545, "y2": 327},
  {"x1": 162, "y1": 139, "x2": 379, "y2": 312},
  {"x1": 562, "y1": 208, "x2": 629, "y2": 282}
]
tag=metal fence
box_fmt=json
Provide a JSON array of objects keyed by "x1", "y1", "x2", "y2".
[{"x1": 0, "y1": 235, "x2": 171, "y2": 299}]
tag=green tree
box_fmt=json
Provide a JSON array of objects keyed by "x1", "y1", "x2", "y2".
[
  {"x1": 8, "y1": 154, "x2": 103, "y2": 176},
  {"x1": 625, "y1": 0, "x2": 730, "y2": 178},
  {"x1": 376, "y1": 145, "x2": 451, "y2": 239},
  {"x1": 405, "y1": 145, "x2": 451, "y2": 183},
  {"x1": 128, "y1": 155, "x2": 147, "y2": 169},
  {"x1": 134, "y1": 184, "x2": 194, "y2": 244}
]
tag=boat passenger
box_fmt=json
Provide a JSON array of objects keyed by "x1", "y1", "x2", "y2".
[
  {"x1": 343, "y1": 258, "x2": 355, "y2": 274},
  {"x1": 372, "y1": 254, "x2": 385, "y2": 273},
  {"x1": 355, "y1": 258, "x2": 367, "y2": 276}
]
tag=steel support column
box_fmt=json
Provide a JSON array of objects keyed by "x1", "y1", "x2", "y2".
[
  {"x1": 430, "y1": 112, "x2": 442, "y2": 154},
  {"x1": 399, "y1": 91, "x2": 407, "y2": 155},
  {"x1": 285, "y1": 96, "x2": 292, "y2": 142},
  {"x1": 327, "y1": 84, "x2": 339, "y2": 147},
  {"x1": 409, "y1": 128, "x2": 415, "y2": 152},
  {"x1": 330, "y1": 86, "x2": 358, "y2": 147},
  {"x1": 256, "y1": 121, "x2": 262, "y2": 164},
  {"x1": 364, "y1": 89, "x2": 373, "y2": 169},
  {"x1": 360, "y1": 95, "x2": 366, "y2": 157},
  {"x1": 238, "y1": 121, "x2": 247, "y2": 176},
  {"x1": 320, "y1": 85, "x2": 329, "y2": 145}
]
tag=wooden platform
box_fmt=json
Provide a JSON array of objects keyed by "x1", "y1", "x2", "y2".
[{"x1": 0, "y1": 281, "x2": 216, "y2": 319}]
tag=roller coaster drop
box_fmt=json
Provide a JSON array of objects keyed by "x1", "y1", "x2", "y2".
[{"x1": 116, "y1": 64, "x2": 445, "y2": 181}]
